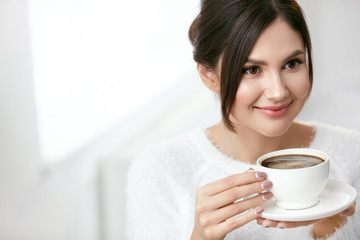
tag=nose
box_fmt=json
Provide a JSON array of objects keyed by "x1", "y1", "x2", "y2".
[{"x1": 264, "y1": 72, "x2": 289, "y2": 101}]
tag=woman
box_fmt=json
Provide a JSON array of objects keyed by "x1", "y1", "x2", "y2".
[{"x1": 126, "y1": 0, "x2": 359, "y2": 239}]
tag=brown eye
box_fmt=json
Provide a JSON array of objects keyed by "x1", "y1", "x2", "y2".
[
  {"x1": 284, "y1": 59, "x2": 303, "y2": 69},
  {"x1": 245, "y1": 66, "x2": 260, "y2": 75},
  {"x1": 288, "y1": 61, "x2": 297, "y2": 69}
]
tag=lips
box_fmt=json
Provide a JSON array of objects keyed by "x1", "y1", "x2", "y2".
[{"x1": 254, "y1": 101, "x2": 293, "y2": 118}]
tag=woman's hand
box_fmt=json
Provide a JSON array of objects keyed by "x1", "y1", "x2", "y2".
[
  {"x1": 312, "y1": 201, "x2": 356, "y2": 239},
  {"x1": 190, "y1": 171, "x2": 273, "y2": 240},
  {"x1": 256, "y1": 201, "x2": 356, "y2": 239}
]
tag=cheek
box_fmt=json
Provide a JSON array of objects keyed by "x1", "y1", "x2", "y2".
[
  {"x1": 288, "y1": 73, "x2": 310, "y2": 99},
  {"x1": 234, "y1": 81, "x2": 262, "y2": 106}
]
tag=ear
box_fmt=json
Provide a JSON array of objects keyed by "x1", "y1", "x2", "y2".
[{"x1": 197, "y1": 63, "x2": 220, "y2": 93}]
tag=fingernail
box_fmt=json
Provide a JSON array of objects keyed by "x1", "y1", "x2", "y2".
[
  {"x1": 255, "y1": 172, "x2": 266, "y2": 179},
  {"x1": 254, "y1": 207, "x2": 264, "y2": 215},
  {"x1": 262, "y1": 192, "x2": 273, "y2": 200},
  {"x1": 261, "y1": 181, "x2": 273, "y2": 189},
  {"x1": 340, "y1": 209, "x2": 349, "y2": 216}
]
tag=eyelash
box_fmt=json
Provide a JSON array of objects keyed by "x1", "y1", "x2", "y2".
[
  {"x1": 242, "y1": 58, "x2": 304, "y2": 75},
  {"x1": 243, "y1": 66, "x2": 261, "y2": 75},
  {"x1": 283, "y1": 58, "x2": 304, "y2": 69}
]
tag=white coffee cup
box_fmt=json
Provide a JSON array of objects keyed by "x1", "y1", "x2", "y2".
[{"x1": 256, "y1": 148, "x2": 329, "y2": 210}]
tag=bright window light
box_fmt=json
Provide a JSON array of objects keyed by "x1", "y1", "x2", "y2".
[{"x1": 28, "y1": 0, "x2": 199, "y2": 161}]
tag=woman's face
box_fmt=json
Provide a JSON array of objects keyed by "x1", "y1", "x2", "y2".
[{"x1": 230, "y1": 17, "x2": 310, "y2": 137}]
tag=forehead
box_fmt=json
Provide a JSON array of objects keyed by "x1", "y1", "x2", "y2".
[{"x1": 248, "y1": 17, "x2": 304, "y2": 61}]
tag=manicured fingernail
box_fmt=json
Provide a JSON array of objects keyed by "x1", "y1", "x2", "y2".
[
  {"x1": 256, "y1": 172, "x2": 266, "y2": 179},
  {"x1": 254, "y1": 207, "x2": 264, "y2": 215},
  {"x1": 340, "y1": 209, "x2": 349, "y2": 216},
  {"x1": 261, "y1": 181, "x2": 273, "y2": 189},
  {"x1": 262, "y1": 192, "x2": 273, "y2": 200}
]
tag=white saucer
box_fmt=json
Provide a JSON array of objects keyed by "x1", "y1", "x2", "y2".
[{"x1": 261, "y1": 179, "x2": 357, "y2": 222}]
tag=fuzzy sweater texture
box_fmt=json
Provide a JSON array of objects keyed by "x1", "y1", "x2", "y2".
[{"x1": 126, "y1": 122, "x2": 360, "y2": 239}]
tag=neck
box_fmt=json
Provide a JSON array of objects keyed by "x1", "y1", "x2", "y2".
[{"x1": 207, "y1": 121, "x2": 301, "y2": 164}]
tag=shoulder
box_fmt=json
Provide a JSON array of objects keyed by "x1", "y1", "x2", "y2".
[
  {"x1": 127, "y1": 128, "x2": 207, "y2": 187},
  {"x1": 310, "y1": 121, "x2": 360, "y2": 183},
  {"x1": 131, "y1": 128, "x2": 203, "y2": 168},
  {"x1": 312, "y1": 121, "x2": 360, "y2": 148}
]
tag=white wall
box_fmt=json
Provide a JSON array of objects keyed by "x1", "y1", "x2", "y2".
[
  {"x1": 0, "y1": 1, "x2": 99, "y2": 239},
  {"x1": 297, "y1": 0, "x2": 360, "y2": 129},
  {"x1": 0, "y1": 0, "x2": 41, "y2": 238},
  {"x1": 1, "y1": 0, "x2": 204, "y2": 239}
]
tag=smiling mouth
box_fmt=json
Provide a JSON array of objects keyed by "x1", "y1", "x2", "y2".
[{"x1": 254, "y1": 101, "x2": 293, "y2": 118}]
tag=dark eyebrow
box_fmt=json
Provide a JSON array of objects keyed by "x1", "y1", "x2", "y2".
[
  {"x1": 245, "y1": 58, "x2": 267, "y2": 66},
  {"x1": 245, "y1": 50, "x2": 305, "y2": 66},
  {"x1": 282, "y1": 50, "x2": 305, "y2": 63}
]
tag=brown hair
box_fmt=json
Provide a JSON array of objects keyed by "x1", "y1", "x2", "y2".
[{"x1": 189, "y1": 0, "x2": 313, "y2": 131}]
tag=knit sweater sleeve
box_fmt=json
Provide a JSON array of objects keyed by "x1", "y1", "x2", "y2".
[{"x1": 125, "y1": 142, "x2": 183, "y2": 239}]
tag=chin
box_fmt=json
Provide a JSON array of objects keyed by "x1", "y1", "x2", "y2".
[
  {"x1": 250, "y1": 120, "x2": 293, "y2": 138},
  {"x1": 260, "y1": 127, "x2": 289, "y2": 137}
]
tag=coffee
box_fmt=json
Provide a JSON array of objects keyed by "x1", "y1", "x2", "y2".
[{"x1": 261, "y1": 154, "x2": 324, "y2": 169}]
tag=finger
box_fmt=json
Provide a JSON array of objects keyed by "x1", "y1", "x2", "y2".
[
  {"x1": 257, "y1": 217, "x2": 265, "y2": 225},
  {"x1": 208, "y1": 192, "x2": 273, "y2": 225},
  {"x1": 215, "y1": 206, "x2": 265, "y2": 235},
  {"x1": 340, "y1": 201, "x2": 356, "y2": 217},
  {"x1": 276, "y1": 220, "x2": 318, "y2": 228},
  {"x1": 209, "y1": 180, "x2": 273, "y2": 209},
  {"x1": 339, "y1": 208, "x2": 350, "y2": 217},
  {"x1": 260, "y1": 219, "x2": 318, "y2": 229},
  {"x1": 199, "y1": 172, "x2": 267, "y2": 197},
  {"x1": 259, "y1": 219, "x2": 280, "y2": 228}
]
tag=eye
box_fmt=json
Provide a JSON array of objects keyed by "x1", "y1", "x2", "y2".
[
  {"x1": 244, "y1": 66, "x2": 261, "y2": 75},
  {"x1": 284, "y1": 59, "x2": 303, "y2": 69}
]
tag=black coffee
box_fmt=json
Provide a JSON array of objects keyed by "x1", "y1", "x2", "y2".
[{"x1": 261, "y1": 154, "x2": 324, "y2": 169}]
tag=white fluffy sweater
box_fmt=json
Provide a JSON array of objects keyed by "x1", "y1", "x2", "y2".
[{"x1": 126, "y1": 122, "x2": 360, "y2": 239}]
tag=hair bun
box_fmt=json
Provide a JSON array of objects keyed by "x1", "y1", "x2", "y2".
[{"x1": 188, "y1": 15, "x2": 200, "y2": 46}]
